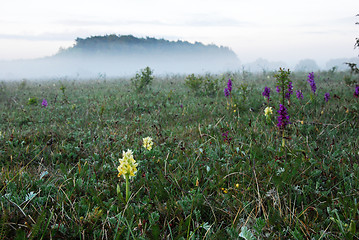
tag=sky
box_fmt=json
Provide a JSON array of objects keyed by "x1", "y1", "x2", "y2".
[{"x1": 0, "y1": 0, "x2": 358, "y2": 68}]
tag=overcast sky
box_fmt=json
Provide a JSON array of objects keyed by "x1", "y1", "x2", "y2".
[{"x1": 0, "y1": 0, "x2": 358, "y2": 67}]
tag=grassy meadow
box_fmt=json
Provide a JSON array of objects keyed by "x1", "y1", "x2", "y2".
[{"x1": 0, "y1": 69, "x2": 359, "y2": 239}]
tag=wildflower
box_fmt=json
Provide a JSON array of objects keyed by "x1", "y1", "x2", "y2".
[
  {"x1": 222, "y1": 131, "x2": 231, "y2": 142},
  {"x1": 224, "y1": 88, "x2": 230, "y2": 97},
  {"x1": 277, "y1": 104, "x2": 291, "y2": 129},
  {"x1": 235, "y1": 183, "x2": 239, "y2": 188},
  {"x1": 41, "y1": 98, "x2": 48, "y2": 107},
  {"x1": 142, "y1": 137, "x2": 153, "y2": 151},
  {"x1": 354, "y1": 85, "x2": 359, "y2": 98},
  {"x1": 264, "y1": 107, "x2": 273, "y2": 117},
  {"x1": 224, "y1": 79, "x2": 232, "y2": 97},
  {"x1": 324, "y1": 92, "x2": 330, "y2": 102},
  {"x1": 276, "y1": 86, "x2": 281, "y2": 93},
  {"x1": 227, "y1": 78, "x2": 232, "y2": 92},
  {"x1": 307, "y1": 72, "x2": 317, "y2": 94},
  {"x1": 262, "y1": 86, "x2": 271, "y2": 100},
  {"x1": 285, "y1": 82, "x2": 293, "y2": 100},
  {"x1": 117, "y1": 149, "x2": 138, "y2": 179},
  {"x1": 296, "y1": 90, "x2": 303, "y2": 100}
]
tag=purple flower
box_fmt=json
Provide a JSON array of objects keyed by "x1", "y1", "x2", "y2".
[
  {"x1": 296, "y1": 90, "x2": 303, "y2": 100},
  {"x1": 285, "y1": 82, "x2": 293, "y2": 100},
  {"x1": 222, "y1": 131, "x2": 231, "y2": 142},
  {"x1": 224, "y1": 78, "x2": 232, "y2": 98},
  {"x1": 42, "y1": 98, "x2": 48, "y2": 107},
  {"x1": 180, "y1": 104, "x2": 183, "y2": 109},
  {"x1": 277, "y1": 104, "x2": 291, "y2": 129},
  {"x1": 224, "y1": 88, "x2": 230, "y2": 97},
  {"x1": 227, "y1": 79, "x2": 232, "y2": 92},
  {"x1": 262, "y1": 86, "x2": 271, "y2": 100},
  {"x1": 307, "y1": 72, "x2": 317, "y2": 94},
  {"x1": 276, "y1": 86, "x2": 281, "y2": 93},
  {"x1": 324, "y1": 93, "x2": 330, "y2": 102},
  {"x1": 354, "y1": 85, "x2": 359, "y2": 98}
]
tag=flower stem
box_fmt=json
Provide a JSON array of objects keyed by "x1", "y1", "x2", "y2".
[
  {"x1": 281, "y1": 130, "x2": 285, "y2": 148},
  {"x1": 125, "y1": 174, "x2": 130, "y2": 202}
]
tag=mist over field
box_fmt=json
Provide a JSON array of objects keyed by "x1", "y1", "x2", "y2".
[
  {"x1": 0, "y1": 34, "x2": 358, "y2": 80},
  {"x1": 0, "y1": 35, "x2": 241, "y2": 80},
  {"x1": 0, "y1": 54, "x2": 239, "y2": 80}
]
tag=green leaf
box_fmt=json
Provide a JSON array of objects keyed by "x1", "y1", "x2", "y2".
[{"x1": 239, "y1": 226, "x2": 256, "y2": 240}]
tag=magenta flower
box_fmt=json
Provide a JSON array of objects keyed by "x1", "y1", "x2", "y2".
[
  {"x1": 222, "y1": 131, "x2": 231, "y2": 142},
  {"x1": 285, "y1": 82, "x2": 293, "y2": 100},
  {"x1": 307, "y1": 72, "x2": 317, "y2": 94},
  {"x1": 296, "y1": 90, "x2": 303, "y2": 100},
  {"x1": 227, "y1": 78, "x2": 232, "y2": 92},
  {"x1": 42, "y1": 98, "x2": 48, "y2": 107},
  {"x1": 324, "y1": 93, "x2": 330, "y2": 102},
  {"x1": 224, "y1": 88, "x2": 230, "y2": 97},
  {"x1": 224, "y1": 78, "x2": 232, "y2": 97},
  {"x1": 354, "y1": 85, "x2": 359, "y2": 98},
  {"x1": 262, "y1": 86, "x2": 271, "y2": 100},
  {"x1": 277, "y1": 104, "x2": 291, "y2": 129}
]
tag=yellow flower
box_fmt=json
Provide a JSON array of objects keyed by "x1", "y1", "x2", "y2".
[
  {"x1": 264, "y1": 107, "x2": 273, "y2": 117},
  {"x1": 117, "y1": 149, "x2": 138, "y2": 179},
  {"x1": 143, "y1": 137, "x2": 154, "y2": 151},
  {"x1": 235, "y1": 183, "x2": 239, "y2": 188}
]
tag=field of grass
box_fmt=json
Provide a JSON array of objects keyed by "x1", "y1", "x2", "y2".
[{"x1": 0, "y1": 69, "x2": 358, "y2": 239}]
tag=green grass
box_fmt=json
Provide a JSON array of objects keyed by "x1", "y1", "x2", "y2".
[{"x1": 0, "y1": 70, "x2": 358, "y2": 239}]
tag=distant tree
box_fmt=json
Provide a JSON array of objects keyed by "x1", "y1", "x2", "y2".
[{"x1": 294, "y1": 59, "x2": 320, "y2": 72}]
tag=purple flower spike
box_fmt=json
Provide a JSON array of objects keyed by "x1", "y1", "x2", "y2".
[
  {"x1": 277, "y1": 104, "x2": 291, "y2": 129},
  {"x1": 296, "y1": 90, "x2": 303, "y2": 100},
  {"x1": 307, "y1": 72, "x2": 317, "y2": 94},
  {"x1": 354, "y1": 85, "x2": 359, "y2": 98},
  {"x1": 262, "y1": 86, "x2": 271, "y2": 100},
  {"x1": 324, "y1": 92, "x2": 330, "y2": 102},
  {"x1": 42, "y1": 98, "x2": 48, "y2": 107},
  {"x1": 224, "y1": 78, "x2": 232, "y2": 97},
  {"x1": 227, "y1": 79, "x2": 232, "y2": 92},
  {"x1": 285, "y1": 82, "x2": 293, "y2": 100},
  {"x1": 276, "y1": 86, "x2": 281, "y2": 93},
  {"x1": 224, "y1": 88, "x2": 230, "y2": 97}
]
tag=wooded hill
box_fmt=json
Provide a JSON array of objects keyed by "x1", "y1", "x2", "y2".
[{"x1": 57, "y1": 34, "x2": 239, "y2": 58}]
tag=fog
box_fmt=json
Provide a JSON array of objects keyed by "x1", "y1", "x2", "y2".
[
  {"x1": 0, "y1": 53, "x2": 241, "y2": 80},
  {"x1": 0, "y1": 35, "x2": 244, "y2": 80}
]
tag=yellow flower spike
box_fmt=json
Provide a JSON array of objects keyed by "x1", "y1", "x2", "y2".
[
  {"x1": 143, "y1": 137, "x2": 154, "y2": 151},
  {"x1": 264, "y1": 107, "x2": 273, "y2": 117},
  {"x1": 117, "y1": 149, "x2": 138, "y2": 179}
]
